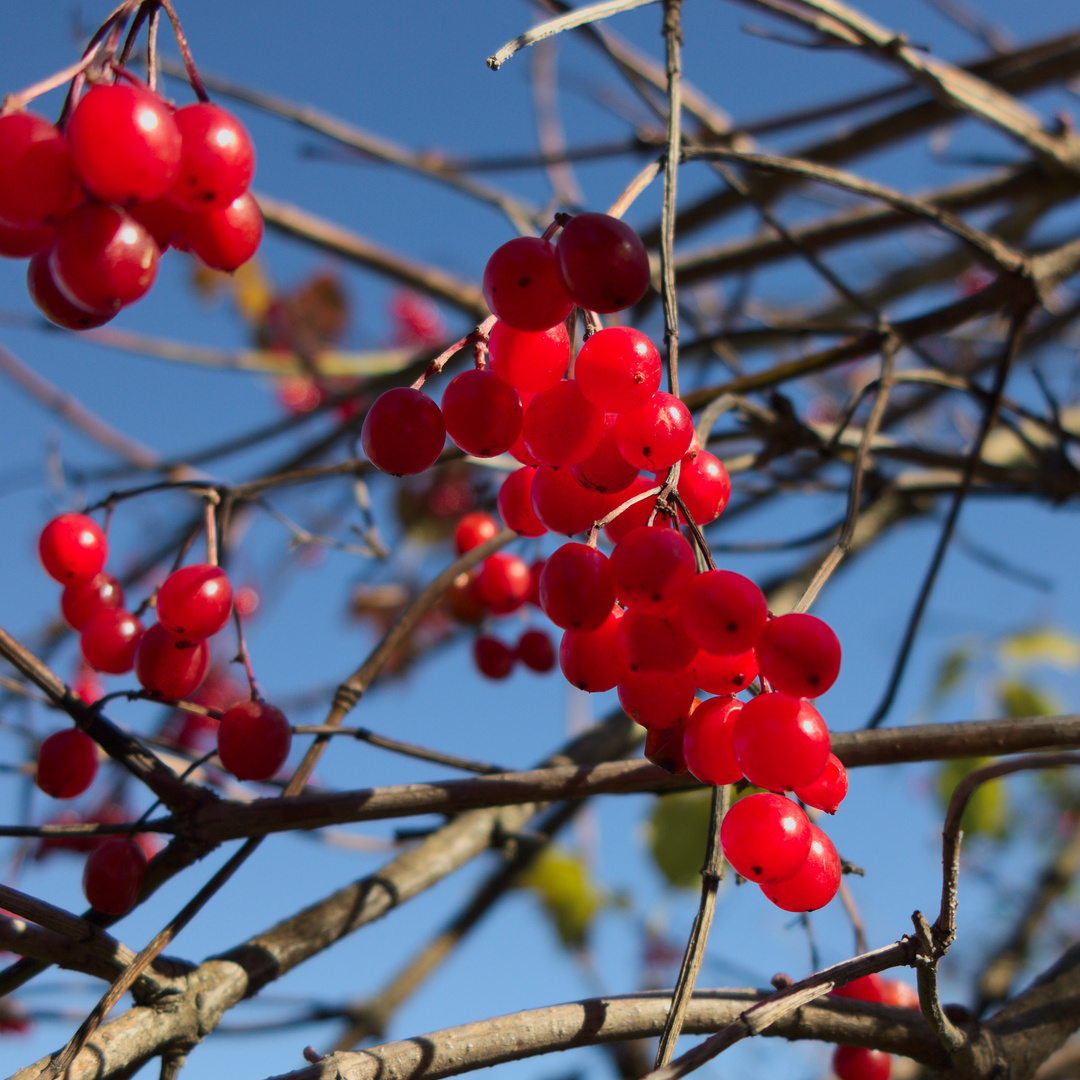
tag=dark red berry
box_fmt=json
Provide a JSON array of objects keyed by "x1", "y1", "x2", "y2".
[
  {"x1": 571, "y1": 413, "x2": 639, "y2": 495},
  {"x1": 832, "y1": 1047, "x2": 891, "y2": 1080},
  {"x1": 0, "y1": 112, "x2": 80, "y2": 227},
  {"x1": 474, "y1": 635, "x2": 516, "y2": 679},
  {"x1": 27, "y1": 250, "x2": 114, "y2": 330},
  {"x1": 555, "y1": 213, "x2": 650, "y2": 313},
  {"x1": 603, "y1": 475, "x2": 668, "y2": 545},
  {"x1": 539, "y1": 542, "x2": 615, "y2": 631},
  {"x1": 361, "y1": 387, "x2": 445, "y2": 476},
  {"x1": 522, "y1": 379, "x2": 605, "y2": 467},
  {"x1": 483, "y1": 237, "x2": 573, "y2": 332},
  {"x1": 442, "y1": 369, "x2": 522, "y2": 457},
  {"x1": 497, "y1": 467, "x2": 547, "y2": 537},
  {"x1": 516, "y1": 629, "x2": 555, "y2": 673},
  {"x1": 83, "y1": 837, "x2": 147, "y2": 915},
  {"x1": 617, "y1": 607, "x2": 697, "y2": 673},
  {"x1": 530, "y1": 465, "x2": 613, "y2": 536},
  {"x1": 36, "y1": 728, "x2": 98, "y2": 799},
  {"x1": 0, "y1": 219, "x2": 54, "y2": 258},
  {"x1": 217, "y1": 700, "x2": 292, "y2": 781},
  {"x1": 156, "y1": 564, "x2": 233, "y2": 640},
  {"x1": 645, "y1": 721, "x2": 689, "y2": 774}
]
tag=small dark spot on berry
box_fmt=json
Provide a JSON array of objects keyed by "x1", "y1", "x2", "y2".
[
  {"x1": 733, "y1": 674, "x2": 745, "y2": 686},
  {"x1": 727, "y1": 621, "x2": 738, "y2": 632},
  {"x1": 752, "y1": 865, "x2": 763, "y2": 876},
  {"x1": 518, "y1": 276, "x2": 531, "y2": 288},
  {"x1": 634, "y1": 373, "x2": 644, "y2": 383},
  {"x1": 652, "y1": 592, "x2": 662, "y2": 602},
  {"x1": 809, "y1": 674, "x2": 819, "y2": 685}
]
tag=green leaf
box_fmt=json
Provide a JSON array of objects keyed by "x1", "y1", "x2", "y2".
[
  {"x1": 932, "y1": 646, "x2": 972, "y2": 699},
  {"x1": 997, "y1": 628, "x2": 1080, "y2": 671},
  {"x1": 935, "y1": 758, "x2": 1009, "y2": 839},
  {"x1": 996, "y1": 678, "x2": 1062, "y2": 719},
  {"x1": 517, "y1": 847, "x2": 605, "y2": 949},
  {"x1": 646, "y1": 790, "x2": 712, "y2": 889}
]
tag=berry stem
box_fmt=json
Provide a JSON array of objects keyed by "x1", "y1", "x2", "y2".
[
  {"x1": 659, "y1": 0, "x2": 683, "y2": 400},
  {"x1": 410, "y1": 315, "x2": 496, "y2": 390},
  {"x1": 593, "y1": 483, "x2": 661, "y2": 531},
  {"x1": 231, "y1": 607, "x2": 261, "y2": 701},
  {"x1": 158, "y1": 0, "x2": 210, "y2": 102},
  {"x1": 204, "y1": 494, "x2": 219, "y2": 568}
]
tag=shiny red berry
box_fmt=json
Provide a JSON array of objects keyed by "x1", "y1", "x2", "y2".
[
  {"x1": 483, "y1": 237, "x2": 573, "y2": 332},
  {"x1": 80, "y1": 609, "x2": 145, "y2": 675},
  {"x1": 539, "y1": 542, "x2": 615, "y2": 631},
  {"x1": 530, "y1": 465, "x2": 613, "y2": 536},
  {"x1": 659, "y1": 449, "x2": 731, "y2": 525},
  {"x1": 0, "y1": 112, "x2": 80, "y2": 227},
  {"x1": 720, "y1": 793, "x2": 812, "y2": 883},
  {"x1": 475, "y1": 552, "x2": 531, "y2": 614},
  {"x1": 616, "y1": 392, "x2": 694, "y2": 471},
  {"x1": 488, "y1": 320, "x2": 569, "y2": 393},
  {"x1": 522, "y1": 379, "x2": 605, "y2": 467},
  {"x1": 832, "y1": 974, "x2": 887, "y2": 1003},
  {"x1": 135, "y1": 624, "x2": 210, "y2": 700},
  {"x1": 571, "y1": 414, "x2": 639, "y2": 495},
  {"x1": 217, "y1": 700, "x2": 292, "y2": 781},
  {"x1": 732, "y1": 692, "x2": 830, "y2": 792},
  {"x1": 83, "y1": 836, "x2": 147, "y2": 915},
  {"x1": 759, "y1": 823, "x2": 841, "y2": 912},
  {"x1": 27, "y1": 250, "x2": 114, "y2": 330},
  {"x1": 611, "y1": 525, "x2": 695, "y2": 612},
  {"x1": 61, "y1": 573, "x2": 125, "y2": 631},
  {"x1": 618, "y1": 668, "x2": 697, "y2": 730},
  {"x1": 156, "y1": 564, "x2": 233, "y2": 640},
  {"x1": 454, "y1": 512, "x2": 499, "y2": 554},
  {"x1": 574, "y1": 327, "x2": 661, "y2": 413},
  {"x1": 39, "y1": 513, "x2": 108, "y2": 584},
  {"x1": 756, "y1": 613, "x2": 842, "y2": 697},
  {"x1": 497, "y1": 467, "x2": 547, "y2": 537},
  {"x1": 170, "y1": 103, "x2": 255, "y2": 210},
  {"x1": 832, "y1": 1046, "x2": 891, "y2": 1080},
  {"x1": 558, "y1": 606, "x2": 627, "y2": 693},
  {"x1": 682, "y1": 695, "x2": 743, "y2": 786},
  {"x1": 680, "y1": 570, "x2": 767, "y2": 656},
  {"x1": 617, "y1": 607, "x2": 697, "y2": 673},
  {"x1": 442, "y1": 369, "x2": 522, "y2": 458},
  {"x1": 36, "y1": 728, "x2": 98, "y2": 799},
  {"x1": 184, "y1": 191, "x2": 263, "y2": 271},
  {"x1": 794, "y1": 752, "x2": 848, "y2": 814}
]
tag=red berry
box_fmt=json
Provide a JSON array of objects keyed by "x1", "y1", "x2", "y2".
[
  {"x1": 127, "y1": 197, "x2": 188, "y2": 250},
  {"x1": 645, "y1": 721, "x2": 689, "y2": 774},
  {"x1": 83, "y1": 836, "x2": 147, "y2": 915},
  {"x1": 794, "y1": 753, "x2": 848, "y2": 813},
  {"x1": 80, "y1": 609, "x2": 145, "y2": 675},
  {"x1": 473, "y1": 635, "x2": 516, "y2": 679},
  {"x1": 0, "y1": 112, "x2": 80, "y2": 227},
  {"x1": 488, "y1": 320, "x2": 569, "y2": 393},
  {"x1": 0, "y1": 219, "x2": 54, "y2": 258},
  {"x1": 571, "y1": 413, "x2": 639, "y2": 495},
  {"x1": 832, "y1": 974, "x2": 887, "y2": 1003},
  {"x1": 658, "y1": 450, "x2": 731, "y2": 525},
  {"x1": 555, "y1": 213, "x2": 650, "y2": 313},
  {"x1": 610, "y1": 525, "x2": 695, "y2": 612},
  {"x1": 184, "y1": 191, "x2": 263, "y2": 271},
  {"x1": 522, "y1": 379, "x2": 605, "y2": 467},
  {"x1": 530, "y1": 465, "x2": 613, "y2": 536},
  {"x1": 497, "y1": 467, "x2": 547, "y2": 537},
  {"x1": 36, "y1": 728, "x2": 98, "y2": 799},
  {"x1": 454, "y1": 512, "x2": 499, "y2": 555},
  {"x1": 760, "y1": 823, "x2": 841, "y2": 912},
  {"x1": 616, "y1": 392, "x2": 694, "y2": 471},
  {"x1": 558, "y1": 606, "x2": 627, "y2": 692},
  {"x1": 170, "y1": 103, "x2": 255, "y2": 210},
  {"x1": 617, "y1": 607, "x2": 697, "y2": 673},
  {"x1": 390, "y1": 290, "x2": 445, "y2": 346},
  {"x1": 475, "y1": 552, "x2": 531, "y2": 614},
  {"x1": 690, "y1": 647, "x2": 759, "y2": 695},
  {"x1": 39, "y1": 513, "x2": 108, "y2": 584},
  {"x1": 483, "y1": 237, "x2": 573, "y2": 332},
  {"x1": 756, "y1": 613, "x2": 842, "y2": 698},
  {"x1": 156, "y1": 564, "x2": 233, "y2": 640},
  {"x1": 442, "y1": 369, "x2": 522, "y2": 457},
  {"x1": 539, "y1": 542, "x2": 615, "y2": 631},
  {"x1": 880, "y1": 981, "x2": 920, "y2": 1009},
  {"x1": 361, "y1": 387, "x2": 445, "y2": 476},
  {"x1": 516, "y1": 629, "x2": 556, "y2": 673},
  {"x1": 574, "y1": 327, "x2": 662, "y2": 413},
  {"x1": 680, "y1": 570, "x2": 767, "y2": 656},
  {"x1": 720, "y1": 793, "x2": 812, "y2": 883},
  {"x1": 50, "y1": 204, "x2": 159, "y2": 313},
  {"x1": 445, "y1": 569, "x2": 487, "y2": 624},
  {"x1": 135, "y1": 624, "x2": 210, "y2": 700},
  {"x1": 682, "y1": 695, "x2": 743, "y2": 786},
  {"x1": 61, "y1": 573, "x2": 125, "y2": 631},
  {"x1": 72, "y1": 662, "x2": 104, "y2": 705},
  {"x1": 618, "y1": 668, "x2": 697, "y2": 730},
  {"x1": 217, "y1": 700, "x2": 292, "y2": 781},
  {"x1": 832, "y1": 1046, "x2": 891, "y2": 1080},
  {"x1": 733, "y1": 692, "x2": 830, "y2": 792},
  {"x1": 27, "y1": 250, "x2": 114, "y2": 330}
]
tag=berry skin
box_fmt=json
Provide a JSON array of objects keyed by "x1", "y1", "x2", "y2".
[
  {"x1": 571, "y1": 414, "x2": 639, "y2": 495},
  {"x1": 732, "y1": 692, "x2": 831, "y2": 792},
  {"x1": 50, "y1": 204, "x2": 159, "y2": 313},
  {"x1": 558, "y1": 606, "x2": 627, "y2": 693},
  {"x1": 169, "y1": 103, "x2": 256, "y2": 210},
  {"x1": 474, "y1": 635, "x2": 517, "y2": 680},
  {"x1": 516, "y1": 629, "x2": 556, "y2": 673},
  {"x1": 0, "y1": 219, "x2": 55, "y2": 258},
  {"x1": 39, "y1": 514, "x2": 108, "y2": 584},
  {"x1": 680, "y1": 570, "x2": 768, "y2": 656},
  {"x1": 483, "y1": 237, "x2": 573, "y2": 332},
  {"x1": 756, "y1": 613, "x2": 842, "y2": 698},
  {"x1": 539, "y1": 543, "x2": 616, "y2": 632},
  {"x1": 618, "y1": 668, "x2": 698, "y2": 730},
  {"x1": 759, "y1": 823, "x2": 841, "y2": 912},
  {"x1": 361, "y1": 387, "x2": 445, "y2": 476},
  {"x1": 574, "y1": 328, "x2": 662, "y2": 413},
  {"x1": 832, "y1": 1046, "x2": 891, "y2": 1080},
  {"x1": 0, "y1": 112, "x2": 80, "y2": 227},
  {"x1": 522, "y1": 379, "x2": 605, "y2": 467},
  {"x1": 488, "y1": 320, "x2": 569, "y2": 393},
  {"x1": 217, "y1": 701, "x2": 292, "y2": 781},
  {"x1": 81, "y1": 609, "x2": 145, "y2": 675},
  {"x1": 442, "y1": 369, "x2": 523, "y2": 458},
  {"x1": 83, "y1": 837, "x2": 148, "y2": 915},
  {"x1": 690, "y1": 647, "x2": 759, "y2": 695},
  {"x1": 832, "y1": 974, "x2": 886, "y2": 1003},
  {"x1": 127, "y1": 197, "x2": 188, "y2": 251},
  {"x1": 610, "y1": 526, "x2": 695, "y2": 612},
  {"x1": 659, "y1": 450, "x2": 731, "y2": 525},
  {"x1": 617, "y1": 607, "x2": 697, "y2": 673},
  {"x1": 184, "y1": 191, "x2": 263, "y2": 271},
  {"x1": 615, "y1": 392, "x2": 695, "y2": 471},
  {"x1": 27, "y1": 250, "x2": 114, "y2": 330},
  {"x1": 880, "y1": 981, "x2": 920, "y2": 1010},
  {"x1": 61, "y1": 573, "x2": 125, "y2": 631},
  {"x1": 156, "y1": 564, "x2": 233, "y2": 641},
  {"x1": 555, "y1": 213, "x2": 650, "y2": 313},
  {"x1": 794, "y1": 753, "x2": 848, "y2": 813},
  {"x1": 497, "y1": 467, "x2": 547, "y2": 537},
  {"x1": 135, "y1": 624, "x2": 210, "y2": 700},
  {"x1": 530, "y1": 465, "x2": 613, "y2": 536},
  {"x1": 454, "y1": 512, "x2": 500, "y2": 555},
  {"x1": 475, "y1": 552, "x2": 531, "y2": 614},
  {"x1": 36, "y1": 728, "x2": 98, "y2": 799},
  {"x1": 645, "y1": 722, "x2": 689, "y2": 774},
  {"x1": 720, "y1": 793, "x2": 812, "y2": 883},
  {"x1": 682, "y1": 695, "x2": 744, "y2": 786}
]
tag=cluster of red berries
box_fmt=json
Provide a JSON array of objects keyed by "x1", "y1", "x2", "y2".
[
  {"x1": 0, "y1": 79, "x2": 261, "y2": 331},
  {"x1": 828, "y1": 973, "x2": 921, "y2": 1080}
]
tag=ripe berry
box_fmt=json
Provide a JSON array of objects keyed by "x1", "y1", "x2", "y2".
[
  {"x1": 169, "y1": 103, "x2": 255, "y2": 210},
  {"x1": 27, "y1": 250, "x2": 114, "y2": 330},
  {"x1": 442, "y1": 369, "x2": 522, "y2": 457},
  {"x1": 759, "y1": 823, "x2": 841, "y2": 911},
  {"x1": 659, "y1": 450, "x2": 731, "y2": 525},
  {"x1": 67, "y1": 83, "x2": 182, "y2": 205},
  {"x1": 881, "y1": 981, "x2": 920, "y2": 1009},
  {"x1": 680, "y1": 570, "x2": 767, "y2": 656},
  {"x1": 682, "y1": 695, "x2": 743, "y2": 786},
  {"x1": 475, "y1": 552, "x2": 531, "y2": 614},
  {"x1": 488, "y1": 320, "x2": 569, "y2": 393},
  {"x1": 61, "y1": 573, "x2": 125, "y2": 631},
  {"x1": 474, "y1": 635, "x2": 516, "y2": 679},
  {"x1": 832, "y1": 974, "x2": 887, "y2": 1003},
  {"x1": 497, "y1": 467, "x2": 547, "y2": 537},
  {"x1": 574, "y1": 328, "x2": 662, "y2": 413},
  {"x1": 0, "y1": 219, "x2": 54, "y2": 258},
  {"x1": 217, "y1": 700, "x2": 292, "y2": 781},
  {"x1": 82, "y1": 837, "x2": 147, "y2": 915},
  {"x1": 80, "y1": 609, "x2": 145, "y2": 675},
  {"x1": 756, "y1": 613, "x2": 842, "y2": 697},
  {"x1": 571, "y1": 414, "x2": 639, "y2": 495},
  {"x1": 617, "y1": 607, "x2": 697, "y2": 673},
  {"x1": 135, "y1": 624, "x2": 210, "y2": 700},
  {"x1": 39, "y1": 514, "x2": 108, "y2": 584},
  {"x1": 555, "y1": 213, "x2": 650, "y2": 313},
  {"x1": 445, "y1": 569, "x2": 487, "y2": 624},
  {"x1": 558, "y1": 606, "x2": 627, "y2": 692},
  {"x1": 732, "y1": 692, "x2": 831, "y2": 792},
  {"x1": 832, "y1": 1046, "x2": 891, "y2": 1080},
  {"x1": 454, "y1": 512, "x2": 500, "y2": 555},
  {"x1": 516, "y1": 629, "x2": 556, "y2": 673},
  {"x1": 361, "y1": 387, "x2": 445, "y2": 476},
  {"x1": 618, "y1": 668, "x2": 697, "y2": 729},
  {"x1": 720, "y1": 793, "x2": 812, "y2": 883},
  {"x1": 522, "y1": 379, "x2": 605, "y2": 467},
  {"x1": 690, "y1": 647, "x2": 759, "y2": 695},
  {"x1": 127, "y1": 197, "x2": 188, "y2": 250},
  {"x1": 483, "y1": 237, "x2": 573, "y2": 332},
  {"x1": 530, "y1": 465, "x2": 613, "y2": 536},
  {"x1": 645, "y1": 722, "x2": 689, "y2": 774},
  {"x1": 184, "y1": 191, "x2": 263, "y2": 271},
  {"x1": 156, "y1": 564, "x2": 233, "y2": 640},
  {"x1": 539, "y1": 543, "x2": 615, "y2": 631},
  {"x1": 611, "y1": 526, "x2": 695, "y2": 612},
  {"x1": 36, "y1": 728, "x2": 98, "y2": 799},
  {"x1": 616, "y1": 392, "x2": 695, "y2": 471},
  {"x1": 794, "y1": 753, "x2": 848, "y2": 814},
  {"x1": 50, "y1": 204, "x2": 159, "y2": 313},
  {"x1": 0, "y1": 112, "x2": 80, "y2": 227}
]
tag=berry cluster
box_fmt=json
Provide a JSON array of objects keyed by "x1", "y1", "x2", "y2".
[
  {"x1": 359, "y1": 212, "x2": 848, "y2": 913},
  {"x1": 828, "y1": 974, "x2": 921, "y2": 1080},
  {"x1": 0, "y1": 79, "x2": 261, "y2": 331}
]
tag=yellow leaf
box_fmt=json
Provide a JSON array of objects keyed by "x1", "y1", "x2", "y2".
[
  {"x1": 517, "y1": 847, "x2": 605, "y2": 949},
  {"x1": 997, "y1": 628, "x2": 1080, "y2": 671}
]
